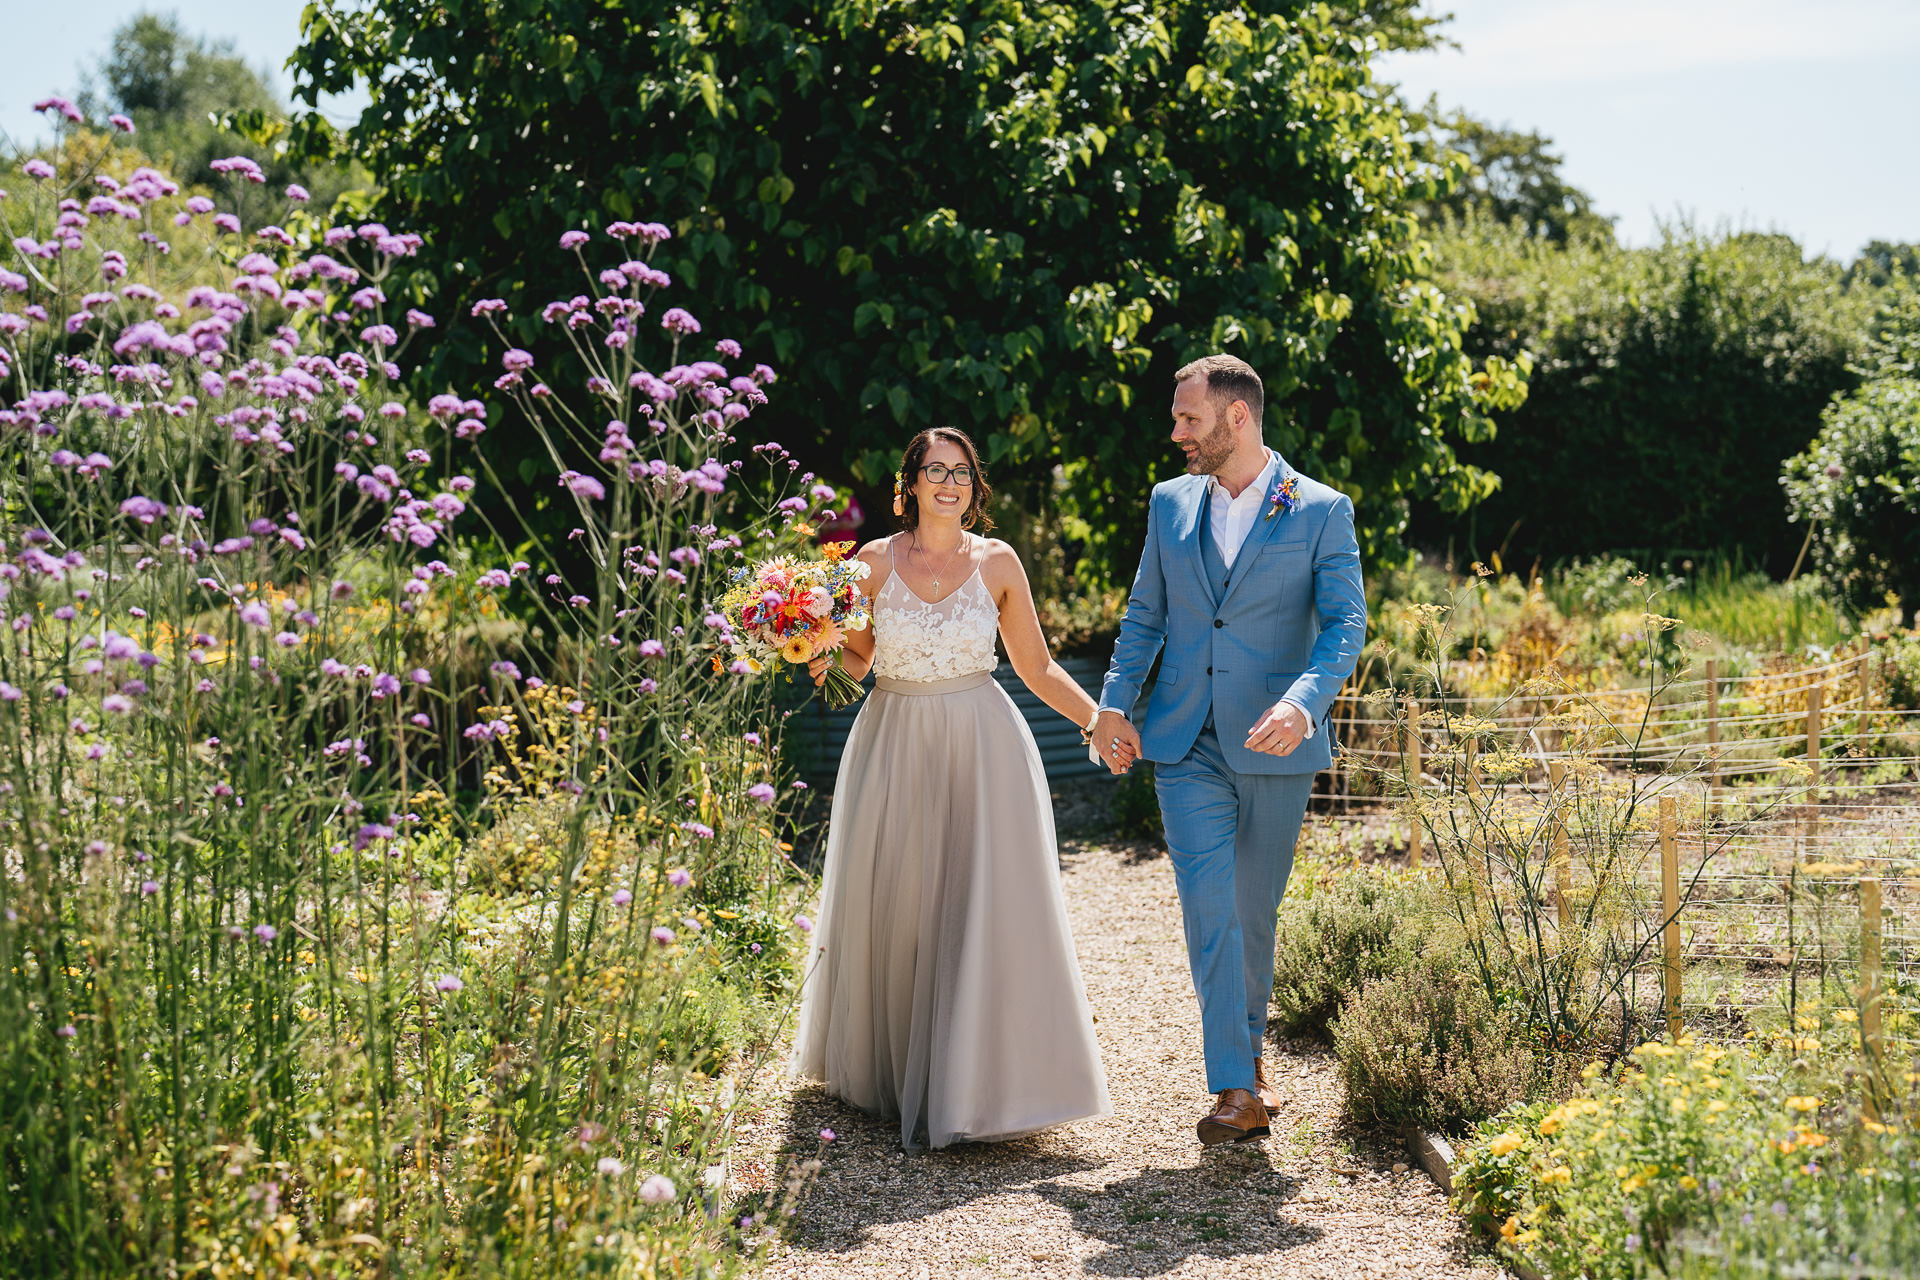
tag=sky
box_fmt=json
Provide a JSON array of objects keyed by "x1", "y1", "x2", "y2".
[
  {"x1": 1376, "y1": 0, "x2": 1920, "y2": 259},
  {"x1": 4, "y1": 0, "x2": 1917, "y2": 263}
]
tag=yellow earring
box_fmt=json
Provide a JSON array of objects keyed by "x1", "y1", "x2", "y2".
[{"x1": 892, "y1": 471, "x2": 906, "y2": 517}]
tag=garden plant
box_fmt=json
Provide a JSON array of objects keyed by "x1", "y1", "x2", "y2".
[{"x1": 1, "y1": 100, "x2": 831, "y2": 1276}]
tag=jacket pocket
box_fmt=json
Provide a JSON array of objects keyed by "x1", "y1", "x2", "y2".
[
  {"x1": 1262, "y1": 538, "x2": 1310, "y2": 554},
  {"x1": 1157, "y1": 665, "x2": 1181, "y2": 685},
  {"x1": 1266, "y1": 673, "x2": 1302, "y2": 693}
]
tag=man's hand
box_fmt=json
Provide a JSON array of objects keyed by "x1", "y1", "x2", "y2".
[
  {"x1": 1093, "y1": 709, "x2": 1141, "y2": 775},
  {"x1": 1246, "y1": 701, "x2": 1309, "y2": 757}
]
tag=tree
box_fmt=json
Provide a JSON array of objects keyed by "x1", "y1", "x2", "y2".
[
  {"x1": 287, "y1": 0, "x2": 1525, "y2": 582},
  {"x1": 1782, "y1": 284, "x2": 1920, "y2": 625},
  {"x1": 1420, "y1": 215, "x2": 1871, "y2": 571},
  {"x1": 77, "y1": 14, "x2": 357, "y2": 216},
  {"x1": 1844, "y1": 240, "x2": 1920, "y2": 291},
  {"x1": 1418, "y1": 106, "x2": 1615, "y2": 244}
]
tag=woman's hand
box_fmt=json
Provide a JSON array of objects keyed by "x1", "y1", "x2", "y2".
[{"x1": 807, "y1": 622, "x2": 845, "y2": 685}]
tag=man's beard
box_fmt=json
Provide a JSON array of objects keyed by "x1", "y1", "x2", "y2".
[{"x1": 1185, "y1": 410, "x2": 1236, "y2": 476}]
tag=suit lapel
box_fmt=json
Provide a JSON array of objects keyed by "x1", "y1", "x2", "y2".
[
  {"x1": 1217, "y1": 458, "x2": 1295, "y2": 612},
  {"x1": 1178, "y1": 477, "x2": 1218, "y2": 609}
]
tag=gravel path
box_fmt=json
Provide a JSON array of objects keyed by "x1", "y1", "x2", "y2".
[{"x1": 735, "y1": 835, "x2": 1509, "y2": 1279}]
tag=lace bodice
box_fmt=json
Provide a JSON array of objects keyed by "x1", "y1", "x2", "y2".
[{"x1": 869, "y1": 541, "x2": 1000, "y2": 682}]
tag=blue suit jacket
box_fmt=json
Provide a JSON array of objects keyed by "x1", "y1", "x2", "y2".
[{"x1": 1098, "y1": 461, "x2": 1368, "y2": 776}]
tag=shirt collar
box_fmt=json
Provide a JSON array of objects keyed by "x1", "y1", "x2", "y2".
[{"x1": 1208, "y1": 449, "x2": 1281, "y2": 507}]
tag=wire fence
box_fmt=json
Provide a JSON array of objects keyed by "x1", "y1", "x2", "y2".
[{"x1": 1319, "y1": 642, "x2": 1917, "y2": 1067}]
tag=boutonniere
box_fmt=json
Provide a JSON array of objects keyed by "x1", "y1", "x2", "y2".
[{"x1": 1263, "y1": 474, "x2": 1300, "y2": 521}]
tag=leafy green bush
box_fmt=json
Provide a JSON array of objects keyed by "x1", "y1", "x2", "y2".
[
  {"x1": 289, "y1": 0, "x2": 1528, "y2": 580},
  {"x1": 1454, "y1": 1036, "x2": 1920, "y2": 1279},
  {"x1": 1271, "y1": 866, "x2": 1433, "y2": 1038},
  {"x1": 1111, "y1": 763, "x2": 1163, "y2": 840},
  {"x1": 1330, "y1": 952, "x2": 1545, "y2": 1133},
  {"x1": 1426, "y1": 216, "x2": 1873, "y2": 570},
  {"x1": 1782, "y1": 284, "x2": 1920, "y2": 627}
]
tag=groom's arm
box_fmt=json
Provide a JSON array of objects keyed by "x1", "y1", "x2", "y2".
[
  {"x1": 1098, "y1": 489, "x2": 1169, "y2": 720},
  {"x1": 1278, "y1": 494, "x2": 1367, "y2": 724}
]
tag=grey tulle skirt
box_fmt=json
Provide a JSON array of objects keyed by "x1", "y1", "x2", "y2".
[{"x1": 789, "y1": 670, "x2": 1112, "y2": 1149}]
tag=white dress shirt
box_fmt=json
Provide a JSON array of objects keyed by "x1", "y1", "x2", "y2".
[{"x1": 1207, "y1": 451, "x2": 1313, "y2": 739}]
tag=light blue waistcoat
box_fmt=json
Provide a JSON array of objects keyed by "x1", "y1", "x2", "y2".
[{"x1": 1098, "y1": 460, "x2": 1368, "y2": 776}]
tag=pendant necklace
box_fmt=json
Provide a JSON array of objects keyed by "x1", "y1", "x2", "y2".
[{"x1": 915, "y1": 532, "x2": 966, "y2": 596}]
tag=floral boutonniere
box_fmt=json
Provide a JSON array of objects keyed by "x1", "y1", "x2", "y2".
[{"x1": 1263, "y1": 474, "x2": 1300, "y2": 521}]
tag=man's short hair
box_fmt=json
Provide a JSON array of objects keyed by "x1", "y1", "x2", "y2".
[{"x1": 1174, "y1": 353, "x2": 1263, "y2": 427}]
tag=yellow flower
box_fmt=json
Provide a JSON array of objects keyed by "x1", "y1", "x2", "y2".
[
  {"x1": 1488, "y1": 1132, "x2": 1525, "y2": 1157},
  {"x1": 1499, "y1": 1215, "x2": 1520, "y2": 1241},
  {"x1": 1537, "y1": 1114, "x2": 1562, "y2": 1136},
  {"x1": 780, "y1": 633, "x2": 814, "y2": 663},
  {"x1": 1785, "y1": 1095, "x2": 1824, "y2": 1113},
  {"x1": 1580, "y1": 1061, "x2": 1604, "y2": 1080},
  {"x1": 1678, "y1": 1175, "x2": 1699, "y2": 1191}
]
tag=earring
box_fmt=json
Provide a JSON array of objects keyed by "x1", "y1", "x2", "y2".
[{"x1": 892, "y1": 472, "x2": 906, "y2": 517}]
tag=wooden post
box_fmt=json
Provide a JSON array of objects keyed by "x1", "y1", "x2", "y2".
[
  {"x1": 1661, "y1": 796, "x2": 1682, "y2": 1038},
  {"x1": 1704, "y1": 659, "x2": 1720, "y2": 818},
  {"x1": 1464, "y1": 737, "x2": 1480, "y2": 801},
  {"x1": 1405, "y1": 697, "x2": 1423, "y2": 870},
  {"x1": 1861, "y1": 876, "x2": 1884, "y2": 1121},
  {"x1": 1550, "y1": 760, "x2": 1572, "y2": 930},
  {"x1": 1805, "y1": 682, "x2": 1823, "y2": 859}
]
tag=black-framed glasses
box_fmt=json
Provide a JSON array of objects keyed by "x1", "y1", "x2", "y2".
[{"x1": 919, "y1": 463, "x2": 975, "y2": 486}]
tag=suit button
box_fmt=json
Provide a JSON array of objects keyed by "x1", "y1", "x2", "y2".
[
  {"x1": 1213, "y1": 618, "x2": 1224, "y2": 628},
  {"x1": 1207, "y1": 666, "x2": 1213, "y2": 675}
]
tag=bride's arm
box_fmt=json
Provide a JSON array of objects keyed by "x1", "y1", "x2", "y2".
[
  {"x1": 984, "y1": 540, "x2": 1099, "y2": 727},
  {"x1": 809, "y1": 541, "x2": 887, "y2": 685}
]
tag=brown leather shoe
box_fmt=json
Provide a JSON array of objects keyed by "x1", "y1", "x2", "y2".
[
  {"x1": 1196, "y1": 1088, "x2": 1271, "y2": 1146},
  {"x1": 1252, "y1": 1058, "x2": 1282, "y2": 1115}
]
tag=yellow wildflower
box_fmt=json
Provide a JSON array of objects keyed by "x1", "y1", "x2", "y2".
[
  {"x1": 1678, "y1": 1175, "x2": 1699, "y2": 1191},
  {"x1": 1488, "y1": 1132, "x2": 1525, "y2": 1157}
]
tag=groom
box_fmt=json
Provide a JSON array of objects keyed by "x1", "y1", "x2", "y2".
[{"x1": 1092, "y1": 354, "x2": 1366, "y2": 1146}]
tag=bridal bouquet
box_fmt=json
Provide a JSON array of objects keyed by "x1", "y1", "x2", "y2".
[{"x1": 720, "y1": 543, "x2": 871, "y2": 708}]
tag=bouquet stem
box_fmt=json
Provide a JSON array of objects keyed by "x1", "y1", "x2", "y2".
[{"x1": 819, "y1": 651, "x2": 864, "y2": 710}]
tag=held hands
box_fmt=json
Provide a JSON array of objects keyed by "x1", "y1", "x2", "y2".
[
  {"x1": 1092, "y1": 709, "x2": 1141, "y2": 775},
  {"x1": 1245, "y1": 701, "x2": 1309, "y2": 757}
]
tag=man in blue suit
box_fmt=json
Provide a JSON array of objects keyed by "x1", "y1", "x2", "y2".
[{"x1": 1092, "y1": 353, "x2": 1367, "y2": 1146}]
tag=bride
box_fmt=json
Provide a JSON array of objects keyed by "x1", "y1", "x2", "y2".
[{"x1": 789, "y1": 426, "x2": 1113, "y2": 1150}]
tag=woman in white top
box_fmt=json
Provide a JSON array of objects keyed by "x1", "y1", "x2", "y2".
[{"x1": 788, "y1": 426, "x2": 1113, "y2": 1150}]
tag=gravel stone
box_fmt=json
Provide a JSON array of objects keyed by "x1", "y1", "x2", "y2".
[{"x1": 736, "y1": 836, "x2": 1513, "y2": 1278}]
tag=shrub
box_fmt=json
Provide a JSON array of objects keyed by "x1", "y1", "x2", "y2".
[
  {"x1": 1331, "y1": 951, "x2": 1545, "y2": 1133},
  {"x1": 0, "y1": 103, "x2": 827, "y2": 1275},
  {"x1": 1781, "y1": 286, "x2": 1920, "y2": 627},
  {"x1": 1453, "y1": 1036, "x2": 1920, "y2": 1280},
  {"x1": 1271, "y1": 865, "x2": 1434, "y2": 1037},
  {"x1": 1110, "y1": 762, "x2": 1163, "y2": 840}
]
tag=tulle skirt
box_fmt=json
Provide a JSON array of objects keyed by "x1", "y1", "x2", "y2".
[{"x1": 789, "y1": 670, "x2": 1112, "y2": 1149}]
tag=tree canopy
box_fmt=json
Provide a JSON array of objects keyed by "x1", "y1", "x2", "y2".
[
  {"x1": 1417, "y1": 106, "x2": 1615, "y2": 245},
  {"x1": 288, "y1": 0, "x2": 1525, "y2": 581}
]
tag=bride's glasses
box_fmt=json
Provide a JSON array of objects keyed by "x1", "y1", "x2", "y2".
[{"x1": 918, "y1": 463, "x2": 975, "y2": 486}]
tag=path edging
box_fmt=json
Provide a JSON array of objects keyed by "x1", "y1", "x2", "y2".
[{"x1": 1402, "y1": 1126, "x2": 1544, "y2": 1280}]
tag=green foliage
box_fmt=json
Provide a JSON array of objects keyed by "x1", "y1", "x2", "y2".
[
  {"x1": 1843, "y1": 239, "x2": 1920, "y2": 291},
  {"x1": 1110, "y1": 762, "x2": 1163, "y2": 840},
  {"x1": 1425, "y1": 216, "x2": 1872, "y2": 571},
  {"x1": 1331, "y1": 947, "x2": 1545, "y2": 1133},
  {"x1": 75, "y1": 13, "x2": 360, "y2": 220},
  {"x1": 1418, "y1": 106, "x2": 1616, "y2": 245},
  {"x1": 1270, "y1": 864, "x2": 1433, "y2": 1037},
  {"x1": 287, "y1": 0, "x2": 1527, "y2": 580},
  {"x1": 1782, "y1": 283, "x2": 1920, "y2": 626},
  {"x1": 1454, "y1": 1039, "x2": 1920, "y2": 1280}
]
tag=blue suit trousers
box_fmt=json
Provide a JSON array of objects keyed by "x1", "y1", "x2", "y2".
[{"x1": 1154, "y1": 726, "x2": 1314, "y2": 1095}]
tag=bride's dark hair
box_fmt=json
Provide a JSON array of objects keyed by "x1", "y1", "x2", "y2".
[{"x1": 895, "y1": 427, "x2": 995, "y2": 531}]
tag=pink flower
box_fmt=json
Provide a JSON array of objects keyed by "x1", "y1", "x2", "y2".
[
  {"x1": 660, "y1": 308, "x2": 701, "y2": 335},
  {"x1": 435, "y1": 974, "x2": 464, "y2": 992},
  {"x1": 611, "y1": 889, "x2": 632, "y2": 906},
  {"x1": 639, "y1": 1174, "x2": 676, "y2": 1203},
  {"x1": 560, "y1": 229, "x2": 590, "y2": 249},
  {"x1": 650, "y1": 926, "x2": 676, "y2": 946},
  {"x1": 667, "y1": 868, "x2": 692, "y2": 887},
  {"x1": 109, "y1": 113, "x2": 135, "y2": 134},
  {"x1": 794, "y1": 915, "x2": 813, "y2": 933},
  {"x1": 501, "y1": 348, "x2": 534, "y2": 371},
  {"x1": 748, "y1": 783, "x2": 776, "y2": 805}
]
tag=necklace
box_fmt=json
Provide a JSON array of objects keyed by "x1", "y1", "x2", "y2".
[{"x1": 913, "y1": 531, "x2": 967, "y2": 596}]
